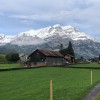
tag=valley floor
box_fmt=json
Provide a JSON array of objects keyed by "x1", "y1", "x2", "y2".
[
  {"x1": 70, "y1": 63, "x2": 100, "y2": 67},
  {"x1": 0, "y1": 67, "x2": 100, "y2": 100},
  {"x1": 0, "y1": 63, "x2": 100, "y2": 69},
  {"x1": 0, "y1": 63, "x2": 20, "y2": 69}
]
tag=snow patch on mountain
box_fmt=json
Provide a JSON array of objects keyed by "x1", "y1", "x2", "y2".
[
  {"x1": 0, "y1": 33, "x2": 14, "y2": 45},
  {"x1": 0, "y1": 24, "x2": 100, "y2": 46}
]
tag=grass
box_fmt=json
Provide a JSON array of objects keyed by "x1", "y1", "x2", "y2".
[
  {"x1": 0, "y1": 63, "x2": 20, "y2": 69},
  {"x1": 0, "y1": 63, "x2": 100, "y2": 70},
  {"x1": 95, "y1": 93, "x2": 100, "y2": 100},
  {"x1": 70, "y1": 63, "x2": 100, "y2": 67},
  {"x1": 0, "y1": 54, "x2": 7, "y2": 63},
  {"x1": 0, "y1": 67, "x2": 100, "y2": 100}
]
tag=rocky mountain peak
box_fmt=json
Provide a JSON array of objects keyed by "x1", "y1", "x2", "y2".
[
  {"x1": 0, "y1": 24, "x2": 99, "y2": 45},
  {"x1": 0, "y1": 25, "x2": 100, "y2": 58}
]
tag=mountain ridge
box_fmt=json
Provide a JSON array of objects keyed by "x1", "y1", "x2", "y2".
[
  {"x1": 0, "y1": 24, "x2": 100, "y2": 58},
  {"x1": 0, "y1": 24, "x2": 99, "y2": 46}
]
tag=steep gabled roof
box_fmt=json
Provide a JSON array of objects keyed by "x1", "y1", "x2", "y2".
[
  {"x1": 38, "y1": 49, "x2": 64, "y2": 57},
  {"x1": 29, "y1": 49, "x2": 64, "y2": 58}
]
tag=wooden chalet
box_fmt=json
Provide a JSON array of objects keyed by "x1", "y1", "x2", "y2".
[{"x1": 28, "y1": 49, "x2": 67, "y2": 67}]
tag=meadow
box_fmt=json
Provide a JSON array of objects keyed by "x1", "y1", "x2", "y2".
[
  {"x1": 0, "y1": 63, "x2": 20, "y2": 69},
  {"x1": 0, "y1": 67, "x2": 100, "y2": 100},
  {"x1": 70, "y1": 63, "x2": 100, "y2": 67},
  {"x1": 0, "y1": 63, "x2": 100, "y2": 69}
]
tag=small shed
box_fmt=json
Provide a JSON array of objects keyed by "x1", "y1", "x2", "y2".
[
  {"x1": 28, "y1": 49, "x2": 66, "y2": 67},
  {"x1": 64, "y1": 54, "x2": 75, "y2": 63}
]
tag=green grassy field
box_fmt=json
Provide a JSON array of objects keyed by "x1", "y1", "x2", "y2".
[
  {"x1": 0, "y1": 63, "x2": 20, "y2": 69},
  {"x1": 70, "y1": 63, "x2": 100, "y2": 67},
  {"x1": 0, "y1": 63, "x2": 100, "y2": 69},
  {"x1": 0, "y1": 67, "x2": 100, "y2": 100}
]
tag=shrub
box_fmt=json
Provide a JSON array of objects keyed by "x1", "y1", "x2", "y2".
[{"x1": 5, "y1": 53, "x2": 20, "y2": 63}]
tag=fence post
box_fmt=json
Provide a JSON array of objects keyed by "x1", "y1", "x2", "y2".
[
  {"x1": 91, "y1": 70, "x2": 92, "y2": 85},
  {"x1": 50, "y1": 80, "x2": 53, "y2": 100}
]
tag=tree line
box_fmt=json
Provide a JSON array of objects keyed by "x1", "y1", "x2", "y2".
[{"x1": 0, "y1": 53, "x2": 20, "y2": 63}]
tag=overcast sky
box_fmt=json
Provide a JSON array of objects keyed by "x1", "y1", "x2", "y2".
[{"x1": 0, "y1": 0, "x2": 100, "y2": 37}]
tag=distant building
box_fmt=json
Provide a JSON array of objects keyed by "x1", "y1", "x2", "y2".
[
  {"x1": 28, "y1": 49, "x2": 67, "y2": 67},
  {"x1": 19, "y1": 54, "x2": 28, "y2": 62}
]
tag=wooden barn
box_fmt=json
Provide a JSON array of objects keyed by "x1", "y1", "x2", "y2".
[{"x1": 28, "y1": 49, "x2": 67, "y2": 67}]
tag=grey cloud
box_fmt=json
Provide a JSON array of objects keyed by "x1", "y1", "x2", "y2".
[{"x1": 0, "y1": 0, "x2": 100, "y2": 37}]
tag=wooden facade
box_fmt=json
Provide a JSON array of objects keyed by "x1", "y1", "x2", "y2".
[{"x1": 28, "y1": 49, "x2": 66, "y2": 67}]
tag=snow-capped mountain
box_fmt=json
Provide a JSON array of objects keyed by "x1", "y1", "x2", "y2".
[
  {"x1": 0, "y1": 24, "x2": 93, "y2": 45},
  {"x1": 16, "y1": 24, "x2": 91, "y2": 42},
  {"x1": 0, "y1": 24, "x2": 100, "y2": 58},
  {"x1": 0, "y1": 34, "x2": 14, "y2": 45}
]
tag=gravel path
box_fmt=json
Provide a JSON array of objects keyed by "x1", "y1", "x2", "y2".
[{"x1": 83, "y1": 83, "x2": 100, "y2": 100}]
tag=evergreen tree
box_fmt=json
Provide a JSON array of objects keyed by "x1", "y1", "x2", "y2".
[
  {"x1": 99, "y1": 54, "x2": 100, "y2": 61},
  {"x1": 80, "y1": 56, "x2": 84, "y2": 61},
  {"x1": 59, "y1": 48, "x2": 68, "y2": 56},
  {"x1": 67, "y1": 41, "x2": 75, "y2": 56},
  {"x1": 60, "y1": 44, "x2": 63, "y2": 51}
]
